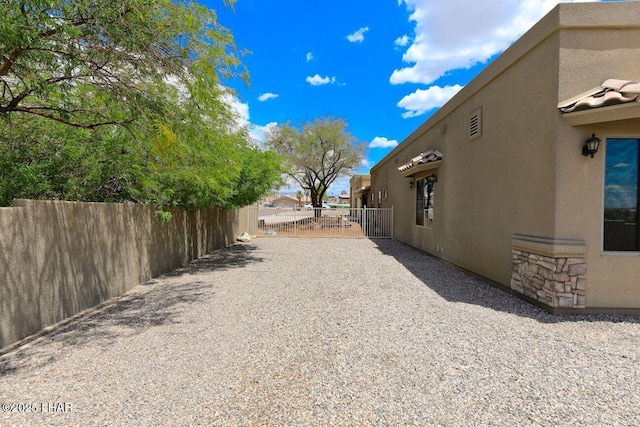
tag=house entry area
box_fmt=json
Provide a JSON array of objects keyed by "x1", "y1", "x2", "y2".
[{"x1": 244, "y1": 206, "x2": 393, "y2": 239}]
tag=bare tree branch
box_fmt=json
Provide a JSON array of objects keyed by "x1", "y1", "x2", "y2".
[{"x1": 6, "y1": 106, "x2": 131, "y2": 129}]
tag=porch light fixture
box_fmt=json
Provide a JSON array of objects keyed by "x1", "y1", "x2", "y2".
[
  {"x1": 409, "y1": 178, "x2": 414, "y2": 189},
  {"x1": 582, "y1": 133, "x2": 601, "y2": 158},
  {"x1": 426, "y1": 174, "x2": 438, "y2": 186}
]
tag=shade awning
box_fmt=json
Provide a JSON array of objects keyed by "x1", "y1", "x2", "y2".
[
  {"x1": 398, "y1": 149, "x2": 443, "y2": 177},
  {"x1": 558, "y1": 79, "x2": 639, "y2": 112},
  {"x1": 558, "y1": 79, "x2": 640, "y2": 126},
  {"x1": 560, "y1": 101, "x2": 640, "y2": 126},
  {"x1": 354, "y1": 185, "x2": 371, "y2": 194}
]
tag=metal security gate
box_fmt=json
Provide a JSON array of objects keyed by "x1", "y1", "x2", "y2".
[{"x1": 245, "y1": 206, "x2": 393, "y2": 239}]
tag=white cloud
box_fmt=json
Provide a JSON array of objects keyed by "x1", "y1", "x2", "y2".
[
  {"x1": 220, "y1": 90, "x2": 278, "y2": 146},
  {"x1": 248, "y1": 121, "x2": 278, "y2": 145},
  {"x1": 394, "y1": 35, "x2": 410, "y2": 47},
  {"x1": 398, "y1": 84, "x2": 463, "y2": 118},
  {"x1": 306, "y1": 52, "x2": 314, "y2": 62},
  {"x1": 392, "y1": 0, "x2": 598, "y2": 85},
  {"x1": 221, "y1": 91, "x2": 250, "y2": 128},
  {"x1": 258, "y1": 92, "x2": 279, "y2": 102},
  {"x1": 306, "y1": 74, "x2": 337, "y2": 86},
  {"x1": 347, "y1": 27, "x2": 369, "y2": 43},
  {"x1": 369, "y1": 136, "x2": 399, "y2": 149}
]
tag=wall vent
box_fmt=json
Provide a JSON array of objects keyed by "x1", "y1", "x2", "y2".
[{"x1": 469, "y1": 107, "x2": 482, "y2": 140}]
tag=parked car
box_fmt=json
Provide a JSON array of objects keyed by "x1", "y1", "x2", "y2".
[{"x1": 304, "y1": 201, "x2": 331, "y2": 209}]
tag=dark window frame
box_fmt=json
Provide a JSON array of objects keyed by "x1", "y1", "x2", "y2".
[{"x1": 415, "y1": 176, "x2": 435, "y2": 228}]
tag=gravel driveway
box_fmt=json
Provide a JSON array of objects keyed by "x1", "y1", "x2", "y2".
[{"x1": 1, "y1": 238, "x2": 639, "y2": 426}]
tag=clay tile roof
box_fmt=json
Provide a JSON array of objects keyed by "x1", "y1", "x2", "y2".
[
  {"x1": 397, "y1": 149, "x2": 443, "y2": 172},
  {"x1": 558, "y1": 79, "x2": 640, "y2": 113}
]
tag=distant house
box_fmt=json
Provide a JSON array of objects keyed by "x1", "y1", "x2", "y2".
[
  {"x1": 349, "y1": 175, "x2": 371, "y2": 208},
  {"x1": 272, "y1": 196, "x2": 299, "y2": 208},
  {"x1": 366, "y1": 3, "x2": 640, "y2": 313}
]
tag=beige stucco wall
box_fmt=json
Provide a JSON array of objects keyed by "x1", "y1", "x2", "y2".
[
  {"x1": 553, "y1": 4, "x2": 640, "y2": 308},
  {"x1": 0, "y1": 199, "x2": 243, "y2": 349},
  {"x1": 556, "y1": 119, "x2": 640, "y2": 309},
  {"x1": 371, "y1": 2, "x2": 640, "y2": 310},
  {"x1": 373, "y1": 15, "x2": 562, "y2": 287}
]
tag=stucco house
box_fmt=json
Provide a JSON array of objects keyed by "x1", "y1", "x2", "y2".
[
  {"x1": 350, "y1": 174, "x2": 371, "y2": 208},
  {"x1": 272, "y1": 196, "x2": 299, "y2": 208},
  {"x1": 366, "y1": 2, "x2": 640, "y2": 313}
]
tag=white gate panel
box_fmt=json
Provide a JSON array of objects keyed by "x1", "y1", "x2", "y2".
[{"x1": 247, "y1": 206, "x2": 393, "y2": 239}]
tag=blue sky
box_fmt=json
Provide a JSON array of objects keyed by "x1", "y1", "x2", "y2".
[{"x1": 205, "y1": 0, "x2": 612, "y2": 195}]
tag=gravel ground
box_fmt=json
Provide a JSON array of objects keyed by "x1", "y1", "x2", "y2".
[{"x1": 1, "y1": 238, "x2": 639, "y2": 426}]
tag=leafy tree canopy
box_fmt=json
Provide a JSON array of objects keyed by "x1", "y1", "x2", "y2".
[
  {"x1": 0, "y1": 0, "x2": 243, "y2": 129},
  {"x1": 265, "y1": 117, "x2": 365, "y2": 210},
  {"x1": 0, "y1": 0, "x2": 284, "y2": 211}
]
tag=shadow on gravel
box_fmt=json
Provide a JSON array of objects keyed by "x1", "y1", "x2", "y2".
[
  {"x1": 373, "y1": 240, "x2": 640, "y2": 324},
  {"x1": 148, "y1": 242, "x2": 264, "y2": 278},
  {"x1": 0, "y1": 243, "x2": 263, "y2": 375}
]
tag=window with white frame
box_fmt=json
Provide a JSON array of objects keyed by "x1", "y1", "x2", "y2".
[{"x1": 604, "y1": 138, "x2": 639, "y2": 251}]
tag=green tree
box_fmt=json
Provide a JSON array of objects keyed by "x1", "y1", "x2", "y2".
[
  {"x1": 0, "y1": 115, "x2": 151, "y2": 206},
  {"x1": 266, "y1": 117, "x2": 365, "y2": 215},
  {"x1": 0, "y1": 0, "x2": 244, "y2": 129},
  {"x1": 0, "y1": 0, "x2": 283, "y2": 210}
]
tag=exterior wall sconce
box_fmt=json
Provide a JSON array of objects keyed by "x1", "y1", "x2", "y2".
[
  {"x1": 409, "y1": 178, "x2": 414, "y2": 189},
  {"x1": 582, "y1": 133, "x2": 601, "y2": 158}
]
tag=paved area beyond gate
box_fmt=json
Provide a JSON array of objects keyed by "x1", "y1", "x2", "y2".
[
  {"x1": 244, "y1": 206, "x2": 393, "y2": 238},
  {"x1": 1, "y1": 238, "x2": 639, "y2": 426}
]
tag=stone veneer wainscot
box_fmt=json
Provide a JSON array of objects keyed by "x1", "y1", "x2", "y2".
[{"x1": 510, "y1": 234, "x2": 587, "y2": 309}]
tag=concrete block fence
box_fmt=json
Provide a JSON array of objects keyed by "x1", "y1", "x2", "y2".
[{"x1": 0, "y1": 199, "x2": 250, "y2": 349}]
